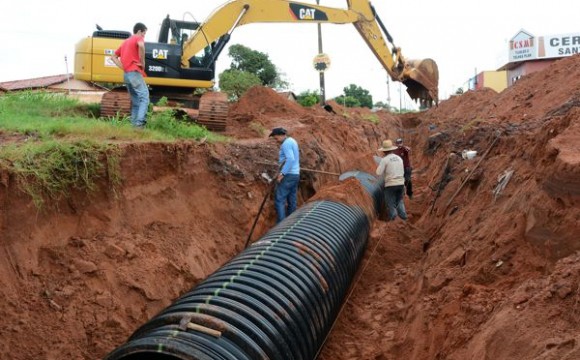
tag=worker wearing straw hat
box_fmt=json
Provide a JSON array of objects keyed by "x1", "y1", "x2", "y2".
[{"x1": 376, "y1": 139, "x2": 408, "y2": 221}]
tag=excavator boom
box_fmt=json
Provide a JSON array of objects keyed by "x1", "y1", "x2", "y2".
[{"x1": 182, "y1": 0, "x2": 439, "y2": 105}]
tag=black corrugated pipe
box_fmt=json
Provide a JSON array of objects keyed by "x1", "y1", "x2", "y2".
[{"x1": 105, "y1": 171, "x2": 382, "y2": 360}]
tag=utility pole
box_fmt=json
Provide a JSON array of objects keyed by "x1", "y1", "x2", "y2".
[
  {"x1": 386, "y1": 77, "x2": 391, "y2": 108},
  {"x1": 399, "y1": 83, "x2": 402, "y2": 113},
  {"x1": 316, "y1": 0, "x2": 326, "y2": 105},
  {"x1": 64, "y1": 55, "x2": 71, "y2": 94}
]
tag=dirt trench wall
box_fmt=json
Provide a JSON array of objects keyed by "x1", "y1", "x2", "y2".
[
  {"x1": 380, "y1": 64, "x2": 580, "y2": 360},
  {"x1": 321, "y1": 56, "x2": 580, "y2": 360},
  {"x1": 0, "y1": 142, "x2": 252, "y2": 359}
]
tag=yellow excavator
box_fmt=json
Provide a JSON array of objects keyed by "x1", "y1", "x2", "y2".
[{"x1": 74, "y1": 0, "x2": 439, "y2": 131}]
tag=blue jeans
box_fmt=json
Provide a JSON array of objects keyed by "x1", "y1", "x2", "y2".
[
  {"x1": 404, "y1": 167, "x2": 413, "y2": 198},
  {"x1": 275, "y1": 174, "x2": 300, "y2": 223},
  {"x1": 384, "y1": 185, "x2": 407, "y2": 221},
  {"x1": 124, "y1": 71, "x2": 149, "y2": 127}
]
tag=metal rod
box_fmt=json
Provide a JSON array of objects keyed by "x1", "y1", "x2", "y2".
[
  {"x1": 244, "y1": 181, "x2": 275, "y2": 248},
  {"x1": 302, "y1": 168, "x2": 340, "y2": 176},
  {"x1": 245, "y1": 161, "x2": 284, "y2": 248},
  {"x1": 228, "y1": 4, "x2": 250, "y2": 35},
  {"x1": 257, "y1": 161, "x2": 340, "y2": 176}
]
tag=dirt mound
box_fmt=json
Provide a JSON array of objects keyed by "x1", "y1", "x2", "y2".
[
  {"x1": 226, "y1": 86, "x2": 308, "y2": 139},
  {"x1": 427, "y1": 54, "x2": 580, "y2": 128},
  {"x1": 230, "y1": 85, "x2": 307, "y2": 117},
  {"x1": 430, "y1": 87, "x2": 498, "y2": 123},
  {"x1": 308, "y1": 177, "x2": 376, "y2": 221}
]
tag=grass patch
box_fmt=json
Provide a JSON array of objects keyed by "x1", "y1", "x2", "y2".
[
  {"x1": 0, "y1": 140, "x2": 121, "y2": 208},
  {"x1": 0, "y1": 91, "x2": 80, "y2": 118},
  {"x1": 147, "y1": 110, "x2": 226, "y2": 141},
  {"x1": 361, "y1": 114, "x2": 379, "y2": 124},
  {"x1": 249, "y1": 121, "x2": 266, "y2": 137},
  {"x1": 0, "y1": 91, "x2": 231, "y2": 207},
  {"x1": 460, "y1": 118, "x2": 483, "y2": 133},
  {"x1": 0, "y1": 91, "x2": 225, "y2": 142}
]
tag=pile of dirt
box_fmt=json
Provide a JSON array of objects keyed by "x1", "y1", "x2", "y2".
[
  {"x1": 308, "y1": 177, "x2": 377, "y2": 221},
  {"x1": 1, "y1": 55, "x2": 579, "y2": 359},
  {"x1": 230, "y1": 86, "x2": 307, "y2": 117},
  {"x1": 426, "y1": 54, "x2": 580, "y2": 127},
  {"x1": 225, "y1": 86, "x2": 308, "y2": 139}
]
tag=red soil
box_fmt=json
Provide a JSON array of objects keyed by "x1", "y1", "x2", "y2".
[{"x1": 1, "y1": 55, "x2": 579, "y2": 359}]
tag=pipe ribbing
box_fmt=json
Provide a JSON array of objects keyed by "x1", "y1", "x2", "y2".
[{"x1": 105, "y1": 171, "x2": 382, "y2": 360}]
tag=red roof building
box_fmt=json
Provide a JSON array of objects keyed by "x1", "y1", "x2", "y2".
[{"x1": 0, "y1": 74, "x2": 104, "y2": 92}]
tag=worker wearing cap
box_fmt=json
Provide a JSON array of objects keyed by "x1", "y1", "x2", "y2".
[
  {"x1": 393, "y1": 138, "x2": 413, "y2": 199},
  {"x1": 269, "y1": 127, "x2": 300, "y2": 223},
  {"x1": 376, "y1": 139, "x2": 407, "y2": 221}
]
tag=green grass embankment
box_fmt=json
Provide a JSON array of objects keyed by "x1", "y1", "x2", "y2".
[{"x1": 0, "y1": 91, "x2": 223, "y2": 208}]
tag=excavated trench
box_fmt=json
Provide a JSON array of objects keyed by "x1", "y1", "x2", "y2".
[{"x1": 2, "y1": 56, "x2": 580, "y2": 360}]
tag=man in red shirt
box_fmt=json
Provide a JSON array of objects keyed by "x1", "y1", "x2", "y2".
[
  {"x1": 393, "y1": 138, "x2": 413, "y2": 199},
  {"x1": 110, "y1": 23, "x2": 149, "y2": 128}
]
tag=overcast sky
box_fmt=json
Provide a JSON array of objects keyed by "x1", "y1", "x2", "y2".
[{"x1": 1, "y1": 0, "x2": 578, "y2": 108}]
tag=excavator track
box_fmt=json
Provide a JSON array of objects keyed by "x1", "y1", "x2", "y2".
[
  {"x1": 198, "y1": 92, "x2": 228, "y2": 132},
  {"x1": 100, "y1": 89, "x2": 131, "y2": 118},
  {"x1": 99, "y1": 89, "x2": 228, "y2": 131}
]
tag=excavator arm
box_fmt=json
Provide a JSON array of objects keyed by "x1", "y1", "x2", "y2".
[{"x1": 182, "y1": 0, "x2": 439, "y2": 105}]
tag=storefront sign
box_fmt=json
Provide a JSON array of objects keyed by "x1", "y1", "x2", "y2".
[
  {"x1": 509, "y1": 30, "x2": 536, "y2": 62},
  {"x1": 538, "y1": 32, "x2": 580, "y2": 58}
]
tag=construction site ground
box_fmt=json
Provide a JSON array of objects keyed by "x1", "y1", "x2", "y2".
[{"x1": 1, "y1": 54, "x2": 579, "y2": 359}]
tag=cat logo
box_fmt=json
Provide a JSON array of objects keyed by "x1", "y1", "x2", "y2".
[
  {"x1": 299, "y1": 8, "x2": 316, "y2": 20},
  {"x1": 152, "y1": 49, "x2": 168, "y2": 60},
  {"x1": 289, "y1": 3, "x2": 328, "y2": 21}
]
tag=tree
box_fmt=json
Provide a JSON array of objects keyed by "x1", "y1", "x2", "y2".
[
  {"x1": 333, "y1": 95, "x2": 361, "y2": 108},
  {"x1": 227, "y1": 44, "x2": 287, "y2": 89},
  {"x1": 374, "y1": 101, "x2": 397, "y2": 112},
  {"x1": 343, "y1": 84, "x2": 373, "y2": 108},
  {"x1": 296, "y1": 90, "x2": 319, "y2": 107},
  {"x1": 374, "y1": 101, "x2": 388, "y2": 109},
  {"x1": 218, "y1": 69, "x2": 262, "y2": 100}
]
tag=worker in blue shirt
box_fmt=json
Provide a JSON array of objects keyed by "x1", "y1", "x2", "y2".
[{"x1": 269, "y1": 127, "x2": 300, "y2": 223}]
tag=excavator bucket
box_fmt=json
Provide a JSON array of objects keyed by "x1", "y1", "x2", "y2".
[{"x1": 401, "y1": 58, "x2": 439, "y2": 107}]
